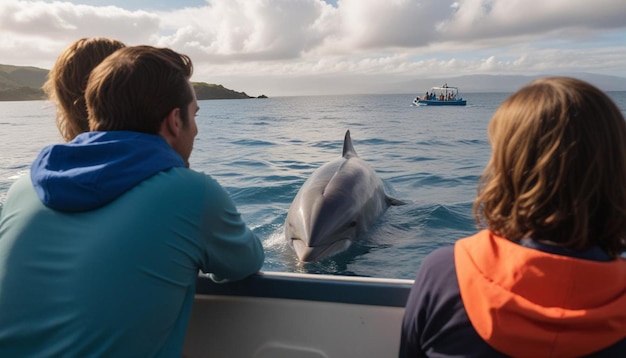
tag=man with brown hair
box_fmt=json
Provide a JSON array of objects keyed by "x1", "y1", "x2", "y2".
[{"x1": 0, "y1": 46, "x2": 265, "y2": 356}]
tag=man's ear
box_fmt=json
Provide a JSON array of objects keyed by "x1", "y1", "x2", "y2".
[{"x1": 159, "y1": 107, "x2": 182, "y2": 141}]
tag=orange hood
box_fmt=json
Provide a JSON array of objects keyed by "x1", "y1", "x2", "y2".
[{"x1": 454, "y1": 230, "x2": 626, "y2": 357}]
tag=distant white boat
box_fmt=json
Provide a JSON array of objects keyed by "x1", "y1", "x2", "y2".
[{"x1": 412, "y1": 85, "x2": 467, "y2": 106}]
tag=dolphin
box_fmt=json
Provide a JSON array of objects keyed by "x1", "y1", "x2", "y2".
[{"x1": 284, "y1": 130, "x2": 403, "y2": 262}]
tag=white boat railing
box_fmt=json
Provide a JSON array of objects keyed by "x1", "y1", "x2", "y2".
[{"x1": 183, "y1": 271, "x2": 414, "y2": 358}]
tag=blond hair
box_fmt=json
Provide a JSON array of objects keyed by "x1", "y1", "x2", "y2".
[
  {"x1": 43, "y1": 38, "x2": 125, "y2": 141},
  {"x1": 474, "y1": 77, "x2": 626, "y2": 257}
]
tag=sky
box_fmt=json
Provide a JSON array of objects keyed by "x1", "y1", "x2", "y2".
[{"x1": 1, "y1": 0, "x2": 625, "y2": 96}]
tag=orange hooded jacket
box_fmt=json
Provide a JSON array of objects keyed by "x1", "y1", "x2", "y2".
[{"x1": 455, "y1": 230, "x2": 626, "y2": 357}]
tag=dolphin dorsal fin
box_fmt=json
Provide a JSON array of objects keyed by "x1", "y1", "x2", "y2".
[{"x1": 342, "y1": 130, "x2": 359, "y2": 158}]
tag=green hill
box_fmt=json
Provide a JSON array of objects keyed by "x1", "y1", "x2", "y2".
[
  {"x1": 0, "y1": 64, "x2": 265, "y2": 101},
  {"x1": 0, "y1": 64, "x2": 48, "y2": 100},
  {"x1": 192, "y1": 82, "x2": 252, "y2": 100}
]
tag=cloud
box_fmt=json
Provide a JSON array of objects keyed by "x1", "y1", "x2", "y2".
[
  {"x1": 0, "y1": 0, "x2": 160, "y2": 65},
  {"x1": 0, "y1": 0, "x2": 625, "y2": 95},
  {"x1": 154, "y1": 0, "x2": 334, "y2": 62},
  {"x1": 439, "y1": 0, "x2": 626, "y2": 40},
  {"x1": 316, "y1": 0, "x2": 449, "y2": 50}
]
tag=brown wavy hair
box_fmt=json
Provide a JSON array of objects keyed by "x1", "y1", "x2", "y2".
[
  {"x1": 474, "y1": 77, "x2": 626, "y2": 257},
  {"x1": 86, "y1": 46, "x2": 194, "y2": 134},
  {"x1": 43, "y1": 38, "x2": 125, "y2": 141}
]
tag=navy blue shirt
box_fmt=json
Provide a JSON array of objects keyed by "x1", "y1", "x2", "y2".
[{"x1": 400, "y1": 240, "x2": 626, "y2": 357}]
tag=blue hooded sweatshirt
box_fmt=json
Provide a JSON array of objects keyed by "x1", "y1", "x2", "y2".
[
  {"x1": 30, "y1": 131, "x2": 185, "y2": 212},
  {"x1": 0, "y1": 131, "x2": 265, "y2": 357}
]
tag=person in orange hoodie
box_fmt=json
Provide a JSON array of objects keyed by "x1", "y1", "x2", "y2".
[{"x1": 400, "y1": 77, "x2": 626, "y2": 357}]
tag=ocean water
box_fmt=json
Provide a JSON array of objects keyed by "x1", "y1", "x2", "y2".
[{"x1": 2, "y1": 92, "x2": 625, "y2": 279}]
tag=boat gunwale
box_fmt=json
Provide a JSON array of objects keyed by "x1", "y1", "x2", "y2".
[{"x1": 195, "y1": 271, "x2": 414, "y2": 307}]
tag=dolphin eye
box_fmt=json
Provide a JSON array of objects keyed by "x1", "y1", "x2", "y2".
[{"x1": 349, "y1": 221, "x2": 357, "y2": 227}]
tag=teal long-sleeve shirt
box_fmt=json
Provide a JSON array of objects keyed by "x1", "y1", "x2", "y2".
[{"x1": 0, "y1": 167, "x2": 265, "y2": 357}]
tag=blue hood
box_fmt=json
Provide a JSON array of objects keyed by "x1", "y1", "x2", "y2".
[{"x1": 31, "y1": 131, "x2": 186, "y2": 212}]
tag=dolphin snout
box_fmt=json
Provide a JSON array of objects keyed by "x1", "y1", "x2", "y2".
[{"x1": 291, "y1": 238, "x2": 352, "y2": 262}]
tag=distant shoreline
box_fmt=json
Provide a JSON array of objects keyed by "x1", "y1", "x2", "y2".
[
  {"x1": 0, "y1": 64, "x2": 267, "y2": 101},
  {"x1": 0, "y1": 82, "x2": 268, "y2": 102}
]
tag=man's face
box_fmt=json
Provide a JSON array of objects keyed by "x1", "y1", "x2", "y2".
[{"x1": 177, "y1": 80, "x2": 199, "y2": 167}]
